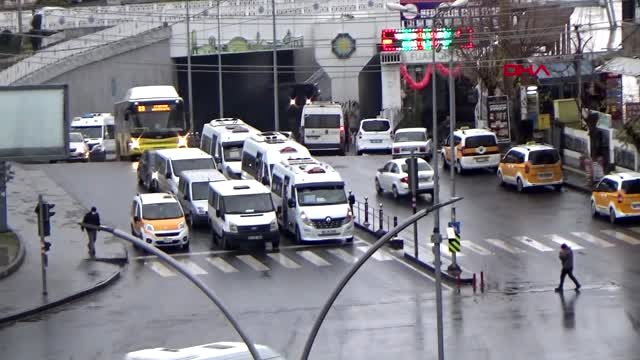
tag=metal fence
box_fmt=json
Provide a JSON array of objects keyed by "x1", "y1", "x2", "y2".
[{"x1": 349, "y1": 193, "x2": 394, "y2": 236}]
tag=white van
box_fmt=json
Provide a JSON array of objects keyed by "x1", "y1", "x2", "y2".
[
  {"x1": 241, "y1": 132, "x2": 311, "y2": 187},
  {"x1": 271, "y1": 157, "x2": 354, "y2": 244},
  {"x1": 208, "y1": 180, "x2": 279, "y2": 250},
  {"x1": 355, "y1": 118, "x2": 393, "y2": 155},
  {"x1": 70, "y1": 113, "x2": 115, "y2": 159},
  {"x1": 154, "y1": 148, "x2": 216, "y2": 195},
  {"x1": 299, "y1": 102, "x2": 346, "y2": 155},
  {"x1": 124, "y1": 342, "x2": 285, "y2": 360},
  {"x1": 200, "y1": 118, "x2": 260, "y2": 179},
  {"x1": 177, "y1": 169, "x2": 227, "y2": 228}
]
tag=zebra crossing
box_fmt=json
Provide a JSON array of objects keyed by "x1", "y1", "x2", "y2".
[
  {"x1": 140, "y1": 244, "x2": 395, "y2": 278},
  {"x1": 139, "y1": 227, "x2": 640, "y2": 278}
]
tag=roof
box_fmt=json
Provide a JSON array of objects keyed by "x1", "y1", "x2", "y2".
[
  {"x1": 454, "y1": 128, "x2": 496, "y2": 137},
  {"x1": 137, "y1": 193, "x2": 179, "y2": 204},
  {"x1": 208, "y1": 118, "x2": 246, "y2": 126},
  {"x1": 596, "y1": 57, "x2": 640, "y2": 77},
  {"x1": 510, "y1": 143, "x2": 557, "y2": 152},
  {"x1": 156, "y1": 148, "x2": 212, "y2": 160},
  {"x1": 395, "y1": 127, "x2": 426, "y2": 133},
  {"x1": 124, "y1": 342, "x2": 280, "y2": 360},
  {"x1": 389, "y1": 157, "x2": 430, "y2": 168},
  {"x1": 605, "y1": 172, "x2": 640, "y2": 181},
  {"x1": 275, "y1": 158, "x2": 343, "y2": 184},
  {"x1": 361, "y1": 118, "x2": 390, "y2": 122},
  {"x1": 125, "y1": 86, "x2": 181, "y2": 102},
  {"x1": 179, "y1": 169, "x2": 227, "y2": 183},
  {"x1": 209, "y1": 179, "x2": 270, "y2": 196}
]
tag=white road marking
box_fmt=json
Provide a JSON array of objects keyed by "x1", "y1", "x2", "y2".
[
  {"x1": 297, "y1": 250, "x2": 332, "y2": 266},
  {"x1": 570, "y1": 232, "x2": 615, "y2": 248},
  {"x1": 237, "y1": 255, "x2": 270, "y2": 271},
  {"x1": 205, "y1": 256, "x2": 239, "y2": 273},
  {"x1": 601, "y1": 230, "x2": 640, "y2": 245},
  {"x1": 484, "y1": 238, "x2": 526, "y2": 254},
  {"x1": 461, "y1": 240, "x2": 492, "y2": 255},
  {"x1": 327, "y1": 248, "x2": 358, "y2": 263},
  {"x1": 513, "y1": 236, "x2": 554, "y2": 252},
  {"x1": 145, "y1": 261, "x2": 176, "y2": 277},
  {"x1": 267, "y1": 253, "x2": 301, "y2": 269},
  {"x1": 176, "y1": 259, "x2": 208, "y2": 275},
  {"x1": 544, "y1": 234, "x2": 584, "y2": 250},
  {"x1": 356, "y1": 245, "x2": 393, "y2": 261}
]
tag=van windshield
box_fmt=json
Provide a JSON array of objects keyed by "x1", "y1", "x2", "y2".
[
  {"x1": 223, "y1": 194, "x2": 274, "y2": 214},
  {"x1": 529, "y1": 149, "x2": 560, "y2": 165},
  {"x1": 622, "y1": 179, "x2": 640, "y2": 194},
  {"x1": 465, "y1": 135, "x2": 497, "y2": 147},
  {"x1": 71, "y1": 126, "x2": 102, "y2": 139},
  {"x1": 362, "y1": 120, "x2": 390, "y2": 132},
  {"x1": 395, "y1": 131, "x2": 426, "y2": 142},
  {"x1": 304, "y1": 114, "x2": 340, "y2": 128},
  {"x1": 223, "y1": 145, "x2": 243, "y2": 162},
  {"x1": 142, "y1": 203, "x2": 183, "y2": 220},
  {"x1": 297, "y1": 185, "x2": 347, "y2": 206},
  {"x1": 69, "y1": 133, "x2": 84, "y2": 142},
  {"x1": 171, "y1": 158, "x2": 215, "y2": 177},
  {"x1": 191, "y1": 182, "x2": 210, "y2": 200}
]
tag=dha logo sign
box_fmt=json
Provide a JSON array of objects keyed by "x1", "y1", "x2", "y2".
[{"x1": 503, "y1": 64, "x2": 550, "y2": 77}]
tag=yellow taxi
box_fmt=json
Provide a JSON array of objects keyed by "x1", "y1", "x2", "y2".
[
  {"x1": 130, "y1": 193, "x2": 190, "y2": 250},
  {"x1": 441, "y1": 127, "x2": 501, "y2": 174},
  {"x1": 591, "y1": 172, "x2": 640, "y2": 223},
  {"x1": 497, "y1": 142, "x2": 563, "y2": 192}
]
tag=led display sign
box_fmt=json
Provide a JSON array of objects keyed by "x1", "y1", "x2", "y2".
[
  {"x1": 136, "y1": 104, "x2": 172, "y2": 112},
  {"x1": 381, "y1": 27, "x2": 474, "y2": 52}
]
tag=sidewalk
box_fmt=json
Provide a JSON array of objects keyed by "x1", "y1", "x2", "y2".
[
  {"x1": 0, "y1": 164, "x2": 127, "y2": 325},
  {"x1": 563, "y1": 166, "x2": 593, "y2": 194}
]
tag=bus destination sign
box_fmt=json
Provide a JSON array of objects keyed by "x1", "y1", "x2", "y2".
[{"x1": 136, "y1": 104, "x2": 172, "y2": 112}]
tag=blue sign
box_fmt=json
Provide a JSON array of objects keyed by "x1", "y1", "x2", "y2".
[{"x1": 447, "y1": 220, "x2": 461, "y2": 235}]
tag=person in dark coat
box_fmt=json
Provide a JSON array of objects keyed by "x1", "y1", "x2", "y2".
[
  {"x1": 81, "y1": 207, "x2": 101, "y2": 258},
  {"x1": 555, "y1": 243, "x2": 581, "y2": 292}
]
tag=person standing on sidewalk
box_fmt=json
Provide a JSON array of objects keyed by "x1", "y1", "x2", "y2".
[
  {"x1": 81, "y1": 207, "x2": 101, "y2": 258},
  {"x1": 555, "y1": 243, "x2": 581, "y2": 292}
]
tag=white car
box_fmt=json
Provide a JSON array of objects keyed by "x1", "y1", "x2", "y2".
[
  {"x1": 355, "y1": 118, "x2": 393, "y2": 155},
  {"x1": 375, "y1": 158, "x2": 435, "y2": 199},
  {"x1": 68, "y1": 132, "x2": 89, "y2": 162},
  {"x1": 392, "y1": 127, "x2": 432, "y2": 161}
]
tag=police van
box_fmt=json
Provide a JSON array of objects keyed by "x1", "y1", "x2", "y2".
[
  {"x1": 299, "y1": 102, "x2": 346, "y2": 155},
  {"x1": 271, "y1": 157, "x2": 354, "y2": 244},
  {"x1": 241, "y1": 132, "x2": 311, "y2": 187},
  {"x1": 70, "y1": 113, "x2": 115, "y2": 160},
  {"x1": 154, "y1": 148, "x2": 216, "y2": 195},
  {"x1": 208, "y1": 180, "x2": 279, "y2": 250},
  {"x1": 200, "y1": 118, "x2": 260, "y2": 179}
]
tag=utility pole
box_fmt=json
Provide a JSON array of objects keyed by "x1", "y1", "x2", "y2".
[
  {"x1": 447, "y1": 25, "x2": 460, "y2": 273},
  {"x1": 217, "y1": 0, "x2": 224, "y2": 118},
  {"x1": 37, "y1": 195, "x2": 48, "y2": 296},
  {"x1": 186, "y1": 0, "x2": 195, "y2": 133},
  {"x1": 575, "y1": 24, "x2": 583, "y2": 118},
  {"x1": 0, "y1": 162, "x2": 8, "y2": 233},
  {"x1": 271, "y1": 0, "x2": 279, "y2": 131},
  {"x1": 16, "y1": 0, "x2": 22, "y2": 34}
]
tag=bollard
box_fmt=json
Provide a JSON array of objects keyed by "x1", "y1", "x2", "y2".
[
  {"x1": 363, "y1": 197, "x2": 370, "y2": 227},
  {"x1": 472, "y1": 273, "x2": 477, "y2": 292},
  {"x1": 378, "y1": 203, "x2": 384, "y2": 231},
  {"x1": 480, "y1": 271, "x2": 485, "y2": 292}
]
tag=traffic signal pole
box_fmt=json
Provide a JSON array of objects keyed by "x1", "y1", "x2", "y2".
[{"x1": 37, "y1": 194, "x2": 48, "y2": 296}]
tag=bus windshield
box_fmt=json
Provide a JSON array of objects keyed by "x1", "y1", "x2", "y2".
[
  {"x1": 130, "y1": 101, "x2": 186, "y2": 133},
  {"x1": 71, "y1": 126, "x2": 103, "y2": 139}
]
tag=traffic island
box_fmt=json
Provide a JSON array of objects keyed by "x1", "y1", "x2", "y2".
[
  {"x1": 0, "y1": 230, "x2": 26, "y2": 280},
  {"x1": 402, "y1": 239, "x2": 475, "y2": 285}
]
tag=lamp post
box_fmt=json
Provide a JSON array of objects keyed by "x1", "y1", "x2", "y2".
[
  {"x1": 186, "y1": 0, "x2": 195, "y2": 133},
  {"x1": 217, "y1": 0, "x2": 224, "y2": 118},
  {"x1": 272, "y1": 0, "x2": 279, "y2": 131}
]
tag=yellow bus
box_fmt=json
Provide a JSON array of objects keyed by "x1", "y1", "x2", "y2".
[{"x1": 114, "y1": 85, "x2": 189, "y2": 160}]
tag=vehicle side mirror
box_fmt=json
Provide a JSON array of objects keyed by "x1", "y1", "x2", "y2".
[
  {"x1": 214, "y1": 155, "x2": 221, "y2": 163},
  {"x1": 166, "y1": 172, "x2": 172, "y2": 179},
  {"x1": 377, "y1": 168, "x2": 384, "y2": 173},
  {"x1": 262, "y1": 176, "x2": 270, "y2": 186},
  {"x1": 215, "y1": 209, "x2": 221, "y2": 218},
  {"x1": 133, "y1": 216, "x2": 140, "y2": 223},
  {"x1": 287, "y1": 198, "x2": 296, "y2": 208},
  {"x1": 183, "y1": 194, "x2": 189, "y2": 201}
]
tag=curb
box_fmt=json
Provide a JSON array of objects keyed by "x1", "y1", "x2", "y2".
[
  {"x1": 0, "y1": 269, "x2": 121, "y2": 326},
  {"x1": 0, "y1": 229, "x2": 27, "y2": 280},
  {"x1": 563, "y1": 181, "x2": 591, "y2": 194}
]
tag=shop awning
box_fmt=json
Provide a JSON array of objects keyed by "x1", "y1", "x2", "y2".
[{"x1": 596, "y1": 57, "x2": 640, "y2": 76}]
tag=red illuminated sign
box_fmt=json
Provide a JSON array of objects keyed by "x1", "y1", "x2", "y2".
[
  {"x1": 380, "y1": 27, "x2": 474, "y2": 52},
  {"x1": 503, "y1": 64, "x2": 550, "y2": 77}
]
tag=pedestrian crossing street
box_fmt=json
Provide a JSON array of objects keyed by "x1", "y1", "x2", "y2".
[
  {"x1": 408, "y1": 227, "x2": 640, "y2": 260},
  {"x1": 138, "y1": 227, "x2": 640, "y2": 278},
  {"x1": 139, "y1": 244, "x2": 395, "y2": 278}
]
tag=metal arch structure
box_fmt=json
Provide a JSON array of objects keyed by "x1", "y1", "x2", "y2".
[
  {"x1": 80, "y1": 223, "x2": 263, "y2": 360},
  {"x1": 300, "y1": 196, "x2": 464, "y2": 360}
]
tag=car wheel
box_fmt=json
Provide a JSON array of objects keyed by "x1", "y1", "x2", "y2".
[
  {"x1": 182, "y1": 241, "x2": 190, "y2": 251},
  {"x1": 455, "y1": 161, "x2": 464, "y2": 175},
  {"x1": 554, "y1": 184, "x2": 563, "y2": 192},
  {"x1": 609, "y1": 208, "x2": 618, "y2": 224},
  {"x1": 516, "y1": 177, "x2": 524, "y2": 193},
  {"x1": 497, "y1": 171, "x2": 505, "y2": 187},
  {"x1": 272, "y1": 237, "x2": 280, "y2": 250},
  {"x1": 375, "y1": 179, "x2": 383, "y2": 194},
  {"x1": 221, "y1": 234, "x2": 232, "y2": 250},
  {"x1": 357, "y1": 150, "x2": 362, "y2": 156},
  {"x1": 590, "y1": 200, "x2": 598, "y2": 217},
  {"x1": 392, "y1": 185, "x2": 400, "y2": 199}
]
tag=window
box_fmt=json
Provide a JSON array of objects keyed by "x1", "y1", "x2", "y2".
[
  {"x1": 528, "y1": 149, "x2": 560, "y2": 165},
  {"x1": 622, "y1": 179, "x2": 640, "y2": 194},
  {"x1": 156, "y1": 157, "x2": 166, "y2": 174},
  {"x1": 223, "y1": 194, "x2": 274, "y2": 214},
  {"x1": 361, "y1": 120, "x2": 390, "y2": 132},
  {"x1": 142, "y1": 203, "x2": 183, "y2": 220},
  {"x1": 391, "y1": 164, "x2": 400, "y2": 173},
  {"x1": 272, "y1": 175, "x2": 284, "y2": 196},
  {"x1": 395, "y1": 131, "x2": 426, "y2": 142},
  {"x1": 600, "y1": 178, "x2": 619, "y2": 192},
  {"x1": 71, "y1": 126, "x2": 102, "y2": 139},
  {"x1": 211, "y1": 135, "x2": 219, "y2": 156},
  {"x1": 131, "y1": 201, "x2": 138, "y2": 216},
  {"x1": 223, "y1": 144, "x2": 243, "y2": 162},
  {"x1": 170, "y1": 158, "x2": 215, "y2": 177},
  {"x1": 208, "y1": 191, "x2": 218, "y2": 208},
  {"x1": 401, "y1": 161, "x2": 432, "y2": 173},
  {"x1": 502, "y1": 151, "x2": 515, "y2": 163},
  {"x1": 297, "y1": 185, "x2": 348, "y2": 206},
  {"x1": 304, "y1": 114, "x2": 341, "y2": 128},
  {"x1": 105, "y1": 125, "x2": 115, "y2": 140},
  {"x1": 453, "y1": 136, "x2": 462, "y2": 146},
  {"x1": 201, "y1": 135, "x2": 212, "y2": 154},
  {"x1": 382, "y1": 162, "x2": 394, "y2": 172},
  {"x1": 191, "y1": 182, "x2": 210, "y2": 200},
  {"x1": 464, "y1": 135, "x2": 496, "y2": 147},
  {"x1": 69, "y1": 133, "x2": 84, "y2": 142},
  {"x1": 242, "y1": 152, "x2": 257, "y2": 178}
]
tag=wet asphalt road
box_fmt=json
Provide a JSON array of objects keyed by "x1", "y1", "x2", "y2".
[{"x1": 0, "y1": 157, "x2": 639, "y2": 359}]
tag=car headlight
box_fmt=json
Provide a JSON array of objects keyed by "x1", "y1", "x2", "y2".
[
  {"x1": 270, "y1": 219, "x2": 278, "y2": 231},
  {"x1": 144, "y1": 223, "x2": 154, "y2": 232},
  {"x1": 129, "y1": 138, "x2": 140, "y2": 149},
  {"x1": 300, "y1": 211, "x2": 312, "y2": 226},
  {"x1": 177, "y1": 135, "x2": 188, "y2": 147},
  {"x1": 178, "y1": 222, "x2": 185, "y2": 230},
  {"x1": 228, "y1": 222, "x2": 238, "y2": 232}
]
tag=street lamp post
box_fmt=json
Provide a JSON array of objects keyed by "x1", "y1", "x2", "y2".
[
  {"x1": 217, "y1": 0, "x2": 224, "y2": 118},
  {"x1": 271, "y1": 0, "x2": 279, "y2": 131},
  {"x1": 447, "y1": 17, "x2": 460, "y2": 274},
  {"x1": 186, "y1": 0, "x2": 195, "y2": 133}
]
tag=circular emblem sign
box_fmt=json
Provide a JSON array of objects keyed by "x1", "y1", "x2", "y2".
[
  {"x1": 477, "y1": 146, "x2": 486, "y2": 154},
  {"x1": 325, "y1": 216, "x2": 332, "y2": 223},
  {"x1": 332, "y1": 33, "x2": 356, "y2": 59}
]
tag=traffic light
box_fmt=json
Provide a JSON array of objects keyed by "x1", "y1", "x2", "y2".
[
  {"x1": 35, "y1": 201, "x2": 56, "y2": 237},
  {"x1": 42, "y1": 241, "x2": 51, "y2": 252}
]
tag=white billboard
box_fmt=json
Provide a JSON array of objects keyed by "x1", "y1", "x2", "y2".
[{"x1": 0, "y1": 85, "x2": 69, "y2": 161}]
